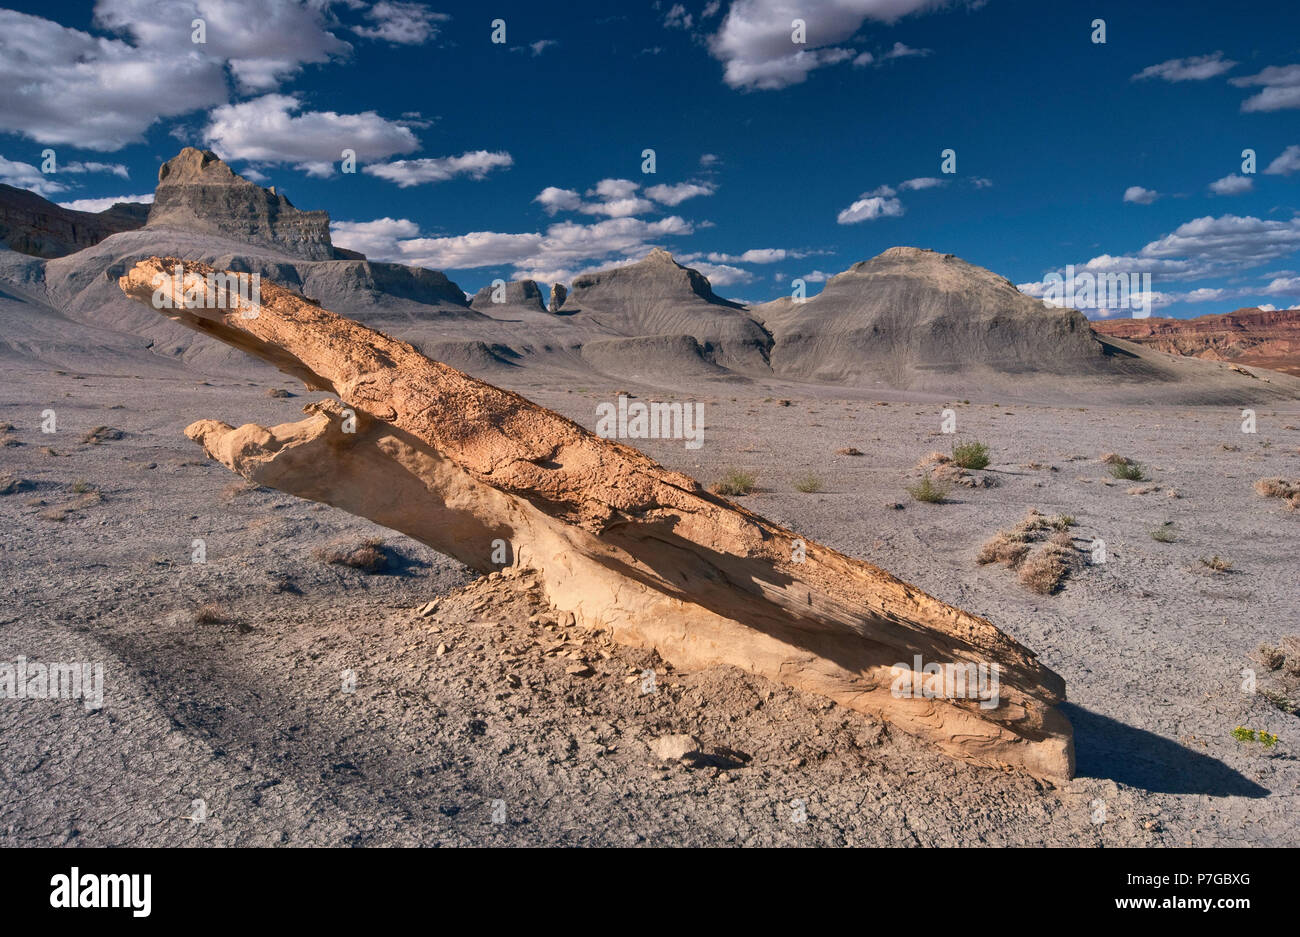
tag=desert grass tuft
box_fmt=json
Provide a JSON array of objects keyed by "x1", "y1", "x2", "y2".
[
  {"x1": 313, "y1": 537, "x2": 389, "y2": 573},
  {"x1": 951, "y1": 439, "x2": 990, "y2": 470},
  {"x1": 81, "y1": 426, "x2": 124, "y2": 445},
  {"x1": 1109, "y1": 460, "x2": 1147, "y2": 481},
  {"x1": 794, "y1": 474, "x2": 824, "y2": 494},
  {"x1": 712, "y1": 468, "x2": 757, "y2": 496},
  {"x1": 905, "y1": 474, "x2": 950, "y2": 504}
]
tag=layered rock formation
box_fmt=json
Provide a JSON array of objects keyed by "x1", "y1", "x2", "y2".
[
  {"x1": 147, "y1": 148, "x2": 350, "y2": 262},
  {"x1": 118, "y1": 256, "x2": 1077, "y2": 782},
  {"x1": 1093, "y1": 308, "x2": 1300, "y2": 376},
  {"x1": 0, "y1": 184, "x2": 147, "y2": 258},
  {"x1": 549, "y1": 283, "x2": 567, "y2": 313}
]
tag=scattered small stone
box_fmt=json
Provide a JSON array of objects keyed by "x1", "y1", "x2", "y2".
[{"x1": 649, "y1": 734, "x2": 699, "y2": 761}]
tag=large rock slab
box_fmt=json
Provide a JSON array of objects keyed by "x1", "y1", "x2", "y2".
[{"x1": 119, "y1": 256, "x2": 1075, "y2": 782}]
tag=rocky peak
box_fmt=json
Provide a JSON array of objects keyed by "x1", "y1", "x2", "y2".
[
  {"x1": 147, "y1": 147, "x2": 346, "y2": 262},
  {"x1": 469, "y1": 279, "x2": 547, "y2": 312},
  {"x1": 548, "y1": 283, "x2": 567, "y2": 313},
  {"x1": 565, "y1": 249, "x2": 744, "y2": 310}
]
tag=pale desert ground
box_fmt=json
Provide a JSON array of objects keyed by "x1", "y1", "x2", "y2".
[{"x1": 1, "y1": 352, "x2": 1296, "y2": 847}]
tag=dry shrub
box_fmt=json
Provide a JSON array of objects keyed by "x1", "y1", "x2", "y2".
[
  {"x1": 193, "y1": 603, "x2": 225, "y2": 625},
  {"x1": 1281, "y1": 636, "x2": 1300, "y2": 676},
  {"x1": 979, "y1": 508, "x2": 1080, "y2": 594},
  {"x1": 0, "y1": 474, "x2": 28, "y2": 495},
  {"x1": 1018, "y1": 549, "x2": 1068, "y2": 594},
  {"x1": 1254, "y1": 477, "x2": 1300, "y2": 507},
  {"x1": 976, "y1": 531, "x2": 1029, "y2": 567},
  {"x1": 222, "y1": 479, "x2": 262, "y2": 500},
  {"x1": 81, "y1": 426, "x2": 124, "y2": 445},
  {"x1": 313, "y1": 537, "x2": 389, "y2": 573}
]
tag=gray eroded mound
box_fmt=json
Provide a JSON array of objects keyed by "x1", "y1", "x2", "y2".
[
  {"x1": 558, "y1": 249, "x2": 773, "y2": 374},
  {"x1": 757, "y1": 247, "x2": 1102, "y2": 383}
]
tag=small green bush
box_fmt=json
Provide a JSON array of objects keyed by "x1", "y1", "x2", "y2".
[
  {"x1": 1109, "y1": 460, "x2": 1147, "y2": 481},
  {"x1": 906, "y1": 475, "x2": 951, "y2": 504},
  {"x1": 713, "y1": 468, "x2": 757, "y2": 496},
  {"x1": 794, "y1": 475, "x2": 824, "y2": 494},
  {"x1": 951, "y1": 440, "x2": 991, "y2": 470}
]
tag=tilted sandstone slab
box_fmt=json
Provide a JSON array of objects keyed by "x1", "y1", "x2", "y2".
[{"x1": 120, "y1": 257, "x2": 1075, "y2": 781}]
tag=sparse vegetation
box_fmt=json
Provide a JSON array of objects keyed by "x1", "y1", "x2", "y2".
[
  {"x1": 977, "y1": 508, "x2": 1080, "y2": 594},
  {"x1": 951, "y1": 439, "x2": 990, "y2": 470},
  {"x1": 222, "y1": 479, "x2": 262, "y2": 501},
  {"x1": 265, "y1": 388, "x2": 293, "y2": 398},
  {"x1": 712, "y1": 468, "x2": 757, "y2": 496},
  {"x1": 1018, "y1": 549, "x2": 1068, "y2": 595},
  {"x1": 976, "y1": 530, "x2": 1030, "y2": 567},
  {"x1": 835, "y1": 447, "x2": 863, "y2": 456},
  {"x1": 906, "y1": 474, "x2": 950, "y2": 504},
  {"x1": 1151, "y1": 523, "x2": 1177, "y2": 543},
  {"x1": 794, "y1": 474, "x2": 824, "y2": 494},
  {"x1": 1232, "y1": 727, "x2": 1279, "y2": 749},
  {"x1": 1255, "y1": 636, "x2": 1300, "y2": 715},
  {"x1": 1200, "y1": 555, "x2": 1233, "y2": 573},
  {"x1": 193, "y1": 603, "x2": 226, "y2": 625},
  {"x1": 0, "y1": 474, "x2": 28, "y2": 495},
  {"x1": 1108, "y1": 459, "x2": 1147, "y2": 481},
  {"x1": 1253, "y1": 477, "x2": 1300, "y2": 510},
  {"x1": 313, "y1": 537, "x2": 390, "y2": 573},
  {"x1": 81, "y1": 426, "x2": 124, "y2": 445}
]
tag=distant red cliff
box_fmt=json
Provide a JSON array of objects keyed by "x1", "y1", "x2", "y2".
[{"x1": 1092, "y1": 308, "x2": 1300, "y2": 376}]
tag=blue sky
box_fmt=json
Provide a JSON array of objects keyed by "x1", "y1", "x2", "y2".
[{"x1": 1, "y1": 0, "x2": 1297, "y2": 317}]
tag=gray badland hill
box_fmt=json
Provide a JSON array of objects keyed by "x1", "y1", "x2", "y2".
[
  {"x1": 753, "y1": 247, "x2": 1299, "y2": 403},
  {"x1": 556, "y1": 248, "x2": 774, "y2": 375}
]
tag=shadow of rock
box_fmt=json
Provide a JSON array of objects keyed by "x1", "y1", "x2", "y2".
[{"x1": 1063, "y1": 702, "x2": 1269, "y2": 797}]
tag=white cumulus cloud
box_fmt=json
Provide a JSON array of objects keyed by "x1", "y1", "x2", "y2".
[
  {"x1": 363, "y1": 151, "x2": 513, "y2": 187},
  {"x1": 1123, "y1": 185, "x2": 1159, "y2": 204},
  {"x1": 707, "y1": 0, "x2": 950, "y2": 90},
  {"x1": 203, "y1": 94, "x2": 419, "y2": 176},
  {"x1": 1132, "y1": 51, "x2": 1236, "y2": 82},
  {"x1": 1208, "y1": 173, "x2": 1253, "y2": 196}
]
